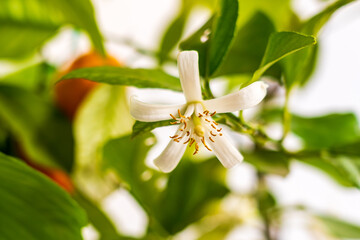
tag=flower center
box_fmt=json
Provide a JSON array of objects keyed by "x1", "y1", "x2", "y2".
[{"x1": 169, "y1": 109, "x2": 223, "y2": 155}]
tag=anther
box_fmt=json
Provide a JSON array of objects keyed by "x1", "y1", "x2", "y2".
[
  {"x1": 186, "y1": 131, "x2": 190, "y2": 136},
  {"x1": 211, "y1": 124, "x2": 217, "y2": 129},
  {"x1": 170, "y1": 135, "x2": 178, "y2": 138},
  {"x1": 210, "y1": 131, "x2": 216, "y2": 136},
  {"x1": 201, "y1": 137, "x2": 212, "y2": 151},
  {"x1": 205, "y1": 119, "x2": 211, "y2": 122},
  {"x1": 212, "y1": 121, "x2": 218, "y2": 125},
  {"x1": 209, "y1": 136, "x2": 215, "y2": 142},
  {"x1": 210, "y1": 111, "x2": 216, "y2": 116},
  {"x1": 178, "y1": 109, "x2": 183, "y2": 118},
  {"x1": 183, "y1": 138, "x2": 190, "y2": 144},
  {"x1": 170, "y1": 114, "x2": 176, "y2": 120},
  {"x1": 217, "y1": 128, "x2": 222, "y2": 132}
]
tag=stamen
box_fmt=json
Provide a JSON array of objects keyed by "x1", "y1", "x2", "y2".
[
  {"x1": 211, "y1": 124, "x2": 217, "y2": 129},
  {"x1": 205, "y1": 119, "x2": 211, "y2": 122},
  {"x1": 210, "y1": 111, "x2": 216, "y2": 117},
  {"x1": 201, "y1": 137, "x2": 212, "y2": 151},
  {"x1": 209, "y1": 136, "x2": 215, "y2": 142},
  {"x1": 217, "y1": 128, "x2": 222, "y2": 132},
  {"x1": 170, "y1": 114, "x2": 176, "y2": 120},
  {"x1": 183, "y1": 138, "x2": 190, "y2": 144},
  {"x1": 178, "y1": 109, "x2": 183, "y2": 118},
  {"x1": 203, "y1": 110, "x2": 209, "y2": 115},
  {"x1": 193, "y1": 143, "x2": 199, "y2": 155},
  {"x1": 219, "y1": 133, "x2": 223, "y2": 136},
  {"x1": 170, "y1": 135, "x2": 178, "y2": 139},
  {"x1": 198, "y1": 113, "x2": 203, "y2": 117},
  {"x1": 210, "y1": 131, "x2": 217, "y2": 136},
  {"x1": 212, "y1": 121, "x2": 218, "y2": 125},
  {"x1": 186, "y1": 131, "x2": 190, "y2": 136},
  {"x1": 170, "y1": 121, "x2": 178, "y2": 125},
  {"x1": 189, "y1": 138, "x2": 195, "y2": 147}
]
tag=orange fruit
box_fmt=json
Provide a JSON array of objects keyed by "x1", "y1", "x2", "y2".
[{"x1": 55, "y1": 50, "x2": 122, "y2": 120}]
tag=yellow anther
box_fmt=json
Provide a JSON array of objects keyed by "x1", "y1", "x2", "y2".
[
  {"x1": 170, "y1": 114, "x2": 176, "y2": 120},
  {"x1": 209, "y1": 136, "x2": 215, "y2": 142}
]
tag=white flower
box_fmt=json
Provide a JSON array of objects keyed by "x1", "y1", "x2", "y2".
[{"x1": 130, "y1": 51, "x2": 268, "y2": 172}]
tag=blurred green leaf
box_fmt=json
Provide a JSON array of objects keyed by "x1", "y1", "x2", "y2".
[
  {"x1": 73, "y1": 190, "x2": 131, "y2": 240},
  {"x1": 0, "y1": 0, "x2": 104, "y2": 59},
  {"x1": 103, "y1": 134, "x2": 228, "y2": 235},
  {"x1": 155, "y1": 160, "x2": 228, "y2": 234},
  {"x1": 180, "y1": 0, "x2": 238, "y2": 77},
  {"x1": 158, "y1": 0, "x2": 193, "y2": 64},
  {"x1": 297, "y1": 156, "x2": 359, "y2": 188},
  {"x1": 282, "y1": 0, "x2": 354, "y2": 88},
  {"x1": 74, "y1": 85, "x2": 133, "y2": 200},
  {"x1": 301, "y1": 0, "x2": 355, "y2": 35},
  {"x1": 132, "y1": 120, "x2": 172, "y2": 138},
  {"x1": 244, "y1": 150, "x2": 290, "y2": 176},
  {"x1": 0, "y1": 62, "x2": 56, "y2": 91},
  {"x1": 213, "y1": 11, "x2": 277, "y2": 77},
  {"x1": 0, "y1": 152, "x2": 87, "y2": 240},
  {"x1": 292, "y1": 113, "x2": 360, "y2": 150},
  {"x1": 61, "y1": 67, "x2": 182, "y2": 91},
  {"x1": 316, "y1": 215, "x2": 360, "y2": 239},
  {"x1": 0, "y1": 85, "x2": 74, "y2": 172},
  {"x1": 237, "y1": 0, "x2": 294, "y2": 30},
  {"x1": 251, "y1": 32, "x2": 316, "y2": 84}
]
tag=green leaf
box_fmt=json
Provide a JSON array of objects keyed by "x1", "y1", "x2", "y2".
[
  {"x1": 282, "y1": 0, "x2": 354, "y2": 88},
  {"x1": 132, "y1": 120, "x2": 173, "y2": 138},
  {"x1": 73, "y1": 190, "x2": 130, "y2": 240},
  {"x1": 0, "y1": 0, "x2": 104, "y2": 59},
  {"x1": 180, "y1": 0, "x2": 238, "y2": 77},
  {"x1": 291, "y1": 113, "x2": 360, "y2": 150},
  {"x1": 207, "y1": 0, "x2": 238, "y2": 76},
  {"x1": 243, "y1": 150, "x2": 290, "y2": 176},
  {"x1": 61, "y1": 67, "x2": 182, "y2": 91},
  {"x1": 297, "y1": 156, "x2": 359, "y2": 188},
  {"x1": 0, "y1": 152, "x2": 87, "y2": 240},
  {"x1": 0, "y1": 85, "x2": 74, "y2": 172},
  {"x1": 74, "y1": 85, "x2": 133, "y2": 200},
  {"x1": 158, "y1": 0, "x2": 193, "y2": 64},
  {"x1": 213, "y1": 11, "x2": 277, "y2": 77},
  {"x1": 102, "y1": 134, "x2": 228, "y2": 235},
  {"x1": 0, "y1": 62, "x2": 56, "y2": 91},
  {"x1": 301, "y1": 0, "x2": 355, "y2": 35},
  {"x1": 251, "y1": 32, "x2": 316, "y2": 84},
  {"x1": 316, "y1": 215, "x2": 360, "y2": 239}
]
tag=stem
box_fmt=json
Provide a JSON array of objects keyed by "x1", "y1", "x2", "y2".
[{"x1": 203, "y1": 77, "x2": 214, "y2": 99}]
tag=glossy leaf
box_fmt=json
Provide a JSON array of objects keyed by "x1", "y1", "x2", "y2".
[
  {"x1": 213, "y1": 11, "x2": 277, "y2": 77},
  {"x1": 61, "y1": 67, "x2": 182, "y2": 91},
  {"x1": 0, "y1": 85, "x2": 74, "y2": 172},
  {"x1": 180, "y1": 0, "x2": 238, "y2": 77},
  {"x1": 251, "y1": 32, "x2": 316, "y2": 84},
  {"x1": 0, "y1": 0, "x2": 104, "y2": 59},
  {"x1": 291, "y1": 113, "x2": 360, "y2": 150},
  {"x1": 132, "y1": 120, "x2": 173, "y2": 138},
  {"x1": 0, "y1": 153, "x2": 87, "y2": 240},
  {"x1": 282, "y1": 0, "x2": 354, "y2": 88},
  {"x1": 316, "y1": 215, "x2": 360, "y2": 238}
]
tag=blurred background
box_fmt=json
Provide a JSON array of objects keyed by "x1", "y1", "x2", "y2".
[{"x1": 0, "y1": 0, "x2": 360, "y2": 240}]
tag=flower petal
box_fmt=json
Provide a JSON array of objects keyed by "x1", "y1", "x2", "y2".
[
  {"x1": 178, "y1": 51, "x2": 202, "y2": 102},
  {"x1": 130, "y1": 96, "x2": 186, "y2": 122},
  {"x1": 203, "y1": 81, "x2": 268, "y2": 113},
  {"x1": 205, "y1": 132, "x2": 243, "y2": 168},
  {"x1": 154, "y1": 127, "x2": 187, "y2": 173}
]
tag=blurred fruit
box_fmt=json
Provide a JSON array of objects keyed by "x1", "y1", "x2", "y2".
[{"x1": 54, "y1": 50, "x2": 121, "y2": 120}]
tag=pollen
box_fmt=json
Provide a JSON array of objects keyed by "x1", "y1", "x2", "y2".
[{"x1": 168, "y1": 108, "x2": 223, "y2": 155}]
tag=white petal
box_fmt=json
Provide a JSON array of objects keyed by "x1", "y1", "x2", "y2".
[
  {"x1": 206, "y1": 132, "x2": 243, "y2": 168},
  {"x1": 203, "y1": 81, "x2": 268, "y2": 113},
  {"x1": 154, "y1": 127, "x2": 187, "y2": 173},
  {"x1": 130, "y1": 96, "x2": 186, "y2": 122},
  {"x1": 178, "y1": 51, "x2": 202, "y2": 102}
]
